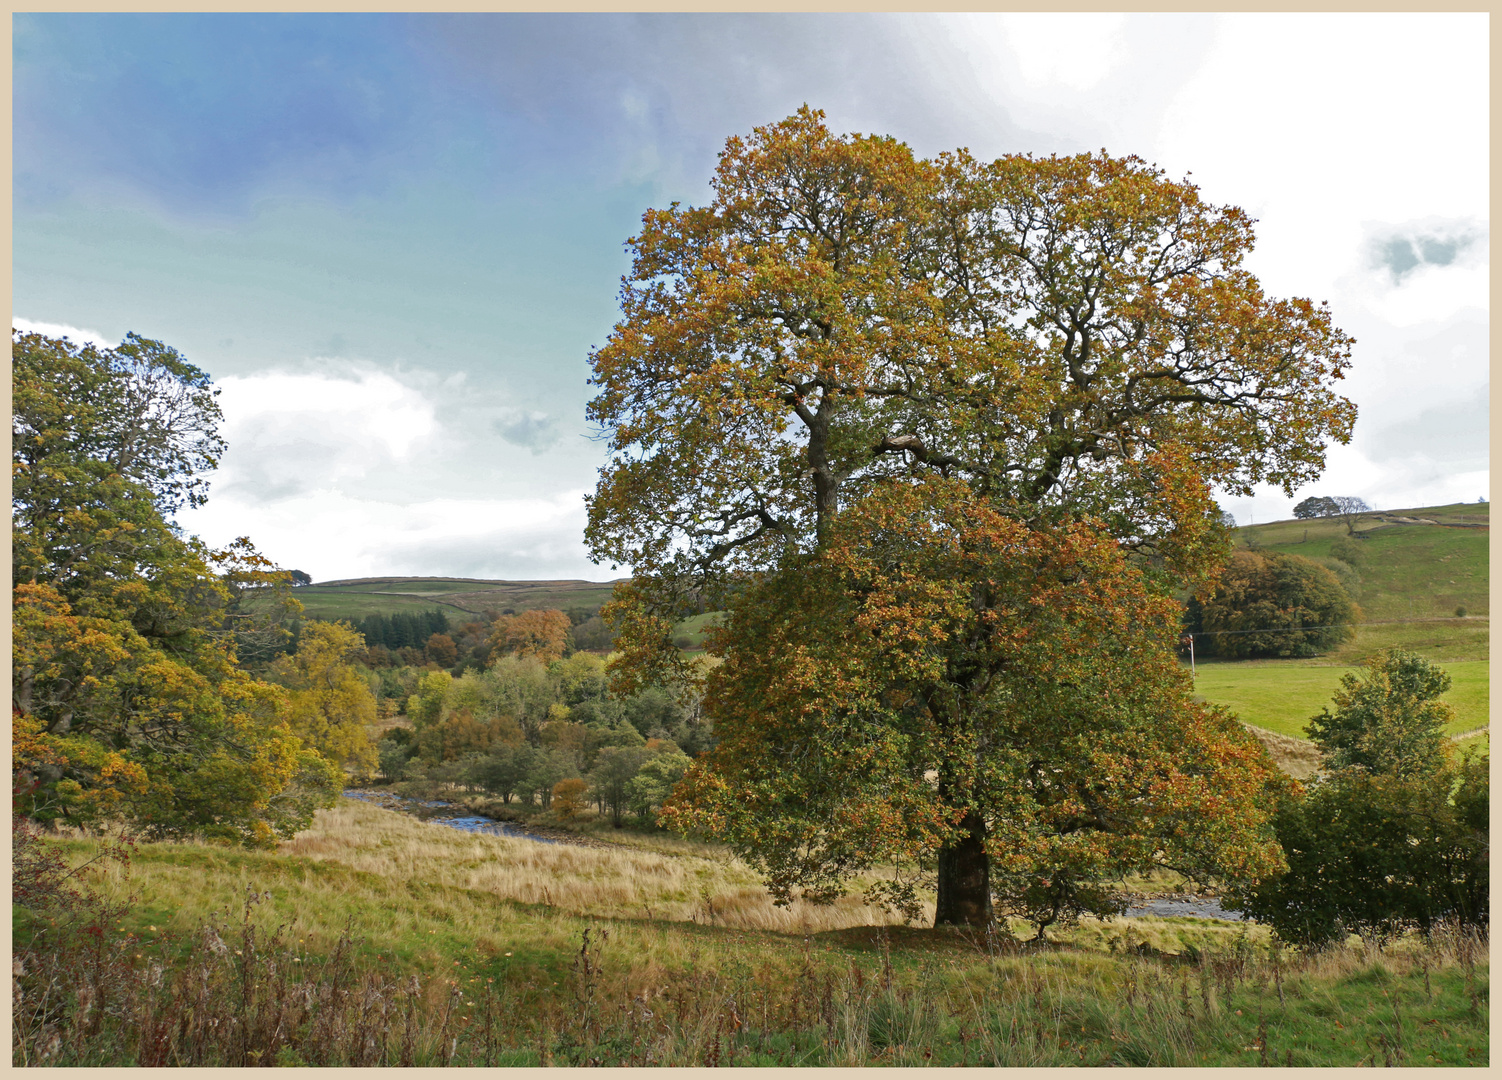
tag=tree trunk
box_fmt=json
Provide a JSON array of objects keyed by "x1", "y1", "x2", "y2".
[{"x1": 933, "y1": 809, "x2": 993, "y2": 927}]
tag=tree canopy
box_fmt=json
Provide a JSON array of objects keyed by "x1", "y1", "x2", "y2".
[
  {"x1": 1192, "y1": 549, "x2": 1359, "y2": 658},
  {"x1": 587, "y1": 108, "x2": 1355, "y2": 624},
  {"x1": 12, "y1": 330, "x2": 340, "y2": 845},
  {"x1": 1292, "y1": 495, "x2": 1339, "y2": 519},
  {"x1": 1306, "y1": 649, "x2": 1452, "y2": 778},
  {"x1": 587, "y1": 109, "x2": 1357, "y2": 928}
]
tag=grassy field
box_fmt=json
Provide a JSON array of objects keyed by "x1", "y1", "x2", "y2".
[
  {"x1": 1193, "y1": 659, "x2": 1488, "y2": 739},
  {"x1": 16, "y1": 801, "x2": 1489, "y2": 1067},
  {"x1": 280, "y1": 576, "x2": 623, "y2": 624},
  {"x1": 1194, "y1": 501, "x2": 1490, "y2": 754}
]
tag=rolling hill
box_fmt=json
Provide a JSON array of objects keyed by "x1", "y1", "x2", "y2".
[{"x1": 285, "y1": 576, "x2": 624, "y2": 624}]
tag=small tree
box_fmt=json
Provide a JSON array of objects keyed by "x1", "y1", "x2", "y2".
[
  {"x1": 469, "y1": 743, "x2": 536, "y2": 803},
  {"x1": 626, "y1": 747, "x2": 693, "y2": 824},
  {"x1": 1331, "y1": 495, "x2": 1372, "y2": 534},
  {"x1": 1293, "y1": 495, "x2": 1339, "y2": 519},
  {"x1": 1232, "y1": 651, "x2": 1483, "y2": 945},
  {"x1": 552, "y1": 777, "x2": 589, "y2": 819},
  {"x1": 271, "y1": 620, "x2": 380, "y2": 774},
  {"x1": 425, "y1": 632, "x2": 458, "y2": 666},
  {"x1": 1306, "y1": 649, "x2": 1452, "y2": 778},
  {"x1": 489, "y1": 609, "x2": 571, "y2": 663},
  {"x1": 1197, "y1": 550, "x2": 1359, "y2": 658},
  {"x1": 589, "y1": 745, "x2": 653, "y2": 827}
]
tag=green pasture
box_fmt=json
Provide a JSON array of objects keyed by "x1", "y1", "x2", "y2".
[
  {"x1": 1246, "y1": 501, "x2": 1488, "y2": 622},
  {"x1": 1193, "y1": 659, "x2": 1488, "y2": 741},
  {"x1": 277, "y1": 577, "x2": 622, "y2": 624}
]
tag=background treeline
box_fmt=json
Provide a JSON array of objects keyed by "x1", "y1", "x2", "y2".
[
  {"x1": 376, "y1": 649, "x2": 712, "y2": 828},
  {"x1": 353, "y1": 609, "x2": 450, "y2": 652}
]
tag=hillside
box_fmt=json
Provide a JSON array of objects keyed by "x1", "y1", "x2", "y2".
[
  {"x1": 285, "y1": 576, "x2": 624, "y2": 624},
  {"x1": 1197, "y1": 500, "x2": 1489, "y2": 757},
  {"x1": 1242, "y1": 500, "x2": 1488, "y2": 621}
]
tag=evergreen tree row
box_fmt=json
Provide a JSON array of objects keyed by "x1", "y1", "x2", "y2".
[{"x1": 357, "y1": 608, "x2": 449, "y2": 650}]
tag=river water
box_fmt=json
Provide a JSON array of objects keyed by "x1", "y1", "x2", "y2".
[{"x1": 342, "y1": 789, "x2": 566, "y2": 844}]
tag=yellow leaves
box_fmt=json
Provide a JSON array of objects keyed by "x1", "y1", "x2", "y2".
[{"x1": 489, "y1": 609, "x2": 571, "y2": 664}]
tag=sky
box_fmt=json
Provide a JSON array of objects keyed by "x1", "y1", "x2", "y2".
[{"x1": 13, "y1": 12, "x2": 1489, "y2": 582}]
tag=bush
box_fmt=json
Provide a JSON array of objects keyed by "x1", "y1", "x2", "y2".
[
  {"x1": 1455, "y1": 606, "x2": 1468, "y2": 618},
  {"x1": 1327, "y1": 536, "x2": 1366, "y2": 567},
  {"x1": 1197, "y1": 550, "x2": 1358, "y2": 658},
  {"x1": 1230, "y1": 757, "x2": 1488, "y2": 947}
]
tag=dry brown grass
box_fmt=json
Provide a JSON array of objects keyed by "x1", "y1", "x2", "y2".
[
  {"x1": 280, "y1": 798, "x2": 927, "y2": 933},
  {"x1": 1243, "y1": 723, "x2": 1324, "y2": 780}
]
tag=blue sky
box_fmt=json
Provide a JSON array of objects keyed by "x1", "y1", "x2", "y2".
[{"x1": 14, "y1": 13, "x2": 1489, "y2": 580}]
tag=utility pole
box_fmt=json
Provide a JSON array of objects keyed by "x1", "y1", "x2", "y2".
[{"x1": 1181, "y1": 633, "x2": 1196, "y2": 678}]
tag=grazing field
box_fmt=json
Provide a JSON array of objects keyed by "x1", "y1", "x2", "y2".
[
  {"x1": 1193, "y1": 502, "x2": 1489, "y2": 757},
  {"x1": 1193, "y1": 659, "x2": 1488, "y2": 740},
  {"x1": 16, "y1": 800, "x2": 1489, "y2": 1067},
  {"x1": 1248, "y1": 501, "x2": 1488, "y2": 622}
]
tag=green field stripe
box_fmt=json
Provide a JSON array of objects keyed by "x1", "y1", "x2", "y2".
[{"x1": 1194, "y1": 658, "x2": 1488, "y2": 740}]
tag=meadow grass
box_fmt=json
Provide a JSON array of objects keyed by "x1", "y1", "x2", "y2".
[
  {"x1": 17, "y1": 805, "x2": 1489, "y2": 1067},
  {"x1": 1192, "y1": 658, "x2": 1487, "y2": 740}
]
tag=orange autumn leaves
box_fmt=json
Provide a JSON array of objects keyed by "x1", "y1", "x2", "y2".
[
  {"x1": 489, "y1": 609, "x2": 572, "y2": 664},
  {"x1": 661, "y1": 481, "x2": 1289, "y2": 912},
  {"x1": 586, "y1": 108, "x2": 1353, "y2": 923}
]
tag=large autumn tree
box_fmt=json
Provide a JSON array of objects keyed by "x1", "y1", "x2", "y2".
[
  {"x1": 12, "y1": 330, "x2": 340, "y2": 844},
  {"x1": 586, "y1": 109, "x2": 1356, "y2": 927}
]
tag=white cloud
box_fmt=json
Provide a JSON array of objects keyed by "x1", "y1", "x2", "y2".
[
  {"x1": 208, "y1": 366, "x2": 440, "y2": 500},
  {"x1": 1154, "y1": 13, "x2": 1488, "y2": 308},
  {"x1": 990, "y1": 14, "x2": 1128, "y2": 93},
  {"x1": 938, "y1": 12, "x2": 1488, "y2": 520},
  {"x1": 170, "y1": 359, "x2": 617, "y2": 578},
  {"x1": 12, "y1": 316, "x2": 117, "y2": 348},
  {"x1": 177, "y1": 485, "x2": 606, "y2": 582}
]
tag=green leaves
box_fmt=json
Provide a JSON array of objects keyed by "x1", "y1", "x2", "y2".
[
  {"x1": 12, "y1": 331, "x2": 338, "y2": 845},
  {"x1": 1306, "y1": 649, "x2": 1453, "y2": 779}
]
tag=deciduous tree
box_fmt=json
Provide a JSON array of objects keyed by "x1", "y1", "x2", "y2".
[
  {"x1": 489, "y1": 609, "x2": 572, "y2": 663},
  {"x1": 661, "y1": 481, "x2": 1288, "y2": 929},
  {"x1": 12, "y1": 330, "x2": 339, "y2": 843},
  {"x1": 1194, "y1": 549, "x2": 1359, "y2": 658},
  {"x1": 1292, "y1": 495, "x2": 1339, "y2": 519},
  {"x1": 269, "y1": 620, "x2": 380, "y2": 774},
  {"x1": 1306, "y1": 649, "x2": 1452, "y2": 778},
  {"x1": 1331, "y1": 495, "x2": 1372, "y2": 535},
  {"x1": 589, "y1": 111, "x2": 1356, "y2": 926}
]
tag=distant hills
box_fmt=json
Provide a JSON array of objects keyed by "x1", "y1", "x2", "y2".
[
  {"x1": 287, "y1": 500, "x2": 1487, "y2": 631},
  {"x1": 286, "y1": 576, "x2": 624, "y2": 625}
]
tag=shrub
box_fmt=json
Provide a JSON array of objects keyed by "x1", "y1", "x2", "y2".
[
  {"x1": 1230, "y1": 756, "x2": 1488, "y2": 947},
  {"x1": 1327, "y1": 536, "x2": 1366, "y2": 567},
  {"x1": 1455, "y1": 605, "x2": 1468, "y2": 618}
]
